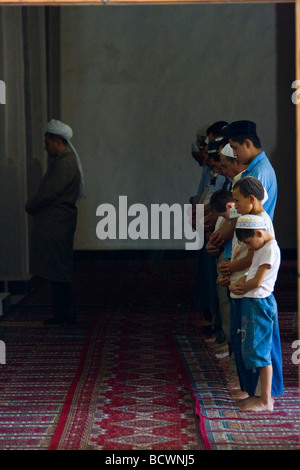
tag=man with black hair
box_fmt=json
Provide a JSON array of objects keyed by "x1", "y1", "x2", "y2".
[
  {"x1": 192, "y1": 122, "x2": 228, "y2": 332},
  {"x1": 208, "y1": 120, "x2": 277, "y2": 252},
  {"x1": 206, "y1": 120, "x2": 228, "y2": 141},
  {"x1": 223, "y1": 120, "x2": 277, "y2": 220}
]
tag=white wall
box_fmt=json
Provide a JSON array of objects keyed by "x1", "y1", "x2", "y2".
[{"x1": 60, "y1": 4, "x2": 294, "y2": 251}]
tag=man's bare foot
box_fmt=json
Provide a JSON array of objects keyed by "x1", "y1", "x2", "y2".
[
  {"x1": 236, "y1": 395, "x2": 252, "y2": 404},
  {"x1": 227, "y1": 377, "x2": 249, "y2": 399},
  {"x1": 217, "y1": 360, "x2": 230, "y2": 371},
  {"x1": 226, "y1": 377, "x2": 241, "y2": 390},
  {"x1": 204, "y1": 335, "x2": 217, "y2": 343},
  {"x1": 239, "y1": 396, "x2": 274, "y2": 412},
  {"x1": 197, "y1": 319, "x2": 212, "y2": 327},
  {"x1": 231, "y1": 389, "x2": 249, "y2": 400},
  {"x1": 209, "y1": 341, "x2": 228, "y2": 351}
]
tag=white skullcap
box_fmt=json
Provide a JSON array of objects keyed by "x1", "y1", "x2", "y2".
[
  {"x1": 221, "y1": 143, "x2": 236, "y2": 159},
  {"x1": 45, "y1": 119, "x2": 85, "y2": 199},
  {"x1": 236, "y1": 214, "x2": 267, "y2": 230}
]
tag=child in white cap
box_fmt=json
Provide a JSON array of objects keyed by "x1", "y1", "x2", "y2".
[
  {"x1": 229, "y1": 214, "x2": 284, "y2": 412},
  {"x1": 218, "y1": 176, "x2": 274, "y2": 397}
]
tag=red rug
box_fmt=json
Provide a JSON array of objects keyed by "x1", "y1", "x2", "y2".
[
  {"x1": 49, "y1": 260, "x2": 201, "y2": 450},
  {"x1": 0, "y1": 258, "x2": 202, "y2": 450},
  {"x1": 0, "y1": 257, "x2": 298, "y2": 450}
]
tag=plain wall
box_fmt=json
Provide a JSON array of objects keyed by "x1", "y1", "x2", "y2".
[
  {"x1": 0, "y1": 3, "x2": 296, "y2": 282},
  {"x1": 60, "y1": 4, "x2": 296, "y2": 251}
]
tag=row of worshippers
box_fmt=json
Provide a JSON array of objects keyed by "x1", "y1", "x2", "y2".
[{"x1": 188, "y1": 120, "x2": 283, "y2": 413}]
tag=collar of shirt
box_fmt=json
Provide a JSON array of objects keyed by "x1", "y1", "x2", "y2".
[{"x1": 242, "y1": 151, "x2": 266, "y2": 175}]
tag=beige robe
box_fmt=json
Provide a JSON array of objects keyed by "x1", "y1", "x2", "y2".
[{"x1": 26, "y1": 150, "x2": 81, "y2": 282}]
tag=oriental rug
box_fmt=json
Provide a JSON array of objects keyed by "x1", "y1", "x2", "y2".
[
  {"x1": 0, "y1": 256, "x2": 298, "y2": 450},
  {"x1": 0, "y1": 257, "x2": 202, "y2": 450}
]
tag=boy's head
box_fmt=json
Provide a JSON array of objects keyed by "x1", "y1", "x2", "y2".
[
  {"x1": 222, "y1": 120, "x2": 262, "y2": 164},
  {"x1": 235, "y1": 214, "x2": 267, "y2": 250},
  {"x1": 235, "y1": 214, "x2": 270, "y2": 251},
  {"x1": 232, "y1": 176, "x2": 264, "y2": 215},
  {"x1": 209, "y1": 189, "x2": 235, "y2": 218}
]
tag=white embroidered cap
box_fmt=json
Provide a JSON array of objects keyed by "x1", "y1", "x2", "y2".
[{"x1": 236, "y1": 214, "x2": 267, "y2": 229}]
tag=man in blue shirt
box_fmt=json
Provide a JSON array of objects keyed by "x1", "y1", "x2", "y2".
[
  {"x1": 208, "y1": 120, "x2": 277, "y2": 250},
  {"x1": 224, "y1": 120, "x2": 277, "y2": 220}
]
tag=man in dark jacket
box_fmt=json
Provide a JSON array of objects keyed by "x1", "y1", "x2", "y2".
[{"x1": 25, "y1": 120, "x2": 85, "y2": 325}]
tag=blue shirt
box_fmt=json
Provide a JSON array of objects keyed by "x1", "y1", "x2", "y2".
[
  {"x1": 204, "y1": 173, "x2": 226, "y2": 204},
  {"x1": 224, "y1": 238, "x2": 232, "y2": 259},
  {"x1": 197, "y1": 164, "x2": 211, "y2": 197},
  {"x1": 241, "y1": 151, "x2": 277, "y2": 220}
]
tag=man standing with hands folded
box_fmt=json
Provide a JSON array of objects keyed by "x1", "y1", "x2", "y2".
[{"x1": 26, "y1": 119, "x2": 85, "y2": 326}]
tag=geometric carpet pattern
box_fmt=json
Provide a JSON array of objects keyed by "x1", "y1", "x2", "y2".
[
  {"x1": 50, "y1": 260, "x2": 202, "y2": 450},
  {"x1": 175, "y1": 258, "x2": 299, "y2": 450},
  {"x1": 50, "y1": 305, "x2": 201, "y2": 449},
  {"x1": 0, "y1": 309, "x2": 94, "y2": 449},
  {"x1": 0, "y1": 258, "x2": 202, "y2": 450},
  {"x1": 0, "y1": 256, "x2": 298, "y2": 450},
  {"x1": 175, "y1": 311, "x2": 299, "y2": 450}
]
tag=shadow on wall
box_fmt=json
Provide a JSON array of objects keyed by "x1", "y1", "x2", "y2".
[
  {"x1": 272, "y1": 3, "x2": 296, "y2": 250},
  {"x1": 0, "y1": 158, "x2": 22, "y2": 276},
  {"x1": 0, "y1": 154, "x2": 43, "y2": 278}
]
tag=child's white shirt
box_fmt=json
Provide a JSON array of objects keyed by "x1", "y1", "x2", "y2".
[
  {"x1": 243, "y1": 239, "x2": 280, "y2": 298},
  {"x1": 230, "y1": 210, "x2": 275, "y2": 298}
]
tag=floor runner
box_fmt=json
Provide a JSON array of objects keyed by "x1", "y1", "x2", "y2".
[
  {"x1": 50, "y1": 305, "x2": 201, "y2": 450},
  {"x1": 175, "y1": 309, "x2": 299, "y2": 450},
  {"x1": 49, "y1": 260, "x2": 202, "y2": 450}
]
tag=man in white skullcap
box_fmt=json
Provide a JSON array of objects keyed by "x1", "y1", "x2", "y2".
[
  {"x1": 25, "y1": 119, "x2": 85, "y2": 325},
  {"x1": 219, "y1": 143, "x2": 248, "y2": 185}
]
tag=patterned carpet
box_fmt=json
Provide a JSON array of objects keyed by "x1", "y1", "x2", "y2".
[
  {"x1": 175, "y1": 259, "x2": 299, "y2": 450},
  {"x1": 175, "y1": 318, "x2": 299, "y2": 449},
  {"x1": 0, "y1": 255, "x2": 298, "y2": 450},
  {"x1": 0, "y1": 257, "x2": 202, "y2": 450}
]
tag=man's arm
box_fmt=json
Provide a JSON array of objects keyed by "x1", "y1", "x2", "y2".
[
  {"x1": 218, "y1": 248, "x2": 254, "y2": 275},
  {"x1": 209, "y1": 218, "x2": 237, "y2": 247},
  {"x1": 25, "y1": 158, "x2": 75, "y2": 215}
]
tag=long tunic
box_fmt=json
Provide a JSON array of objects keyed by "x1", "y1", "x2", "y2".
[{"x1": 26, "y1": 150, "x2": 81, "y2": 282}]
